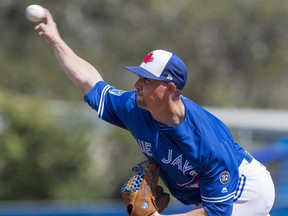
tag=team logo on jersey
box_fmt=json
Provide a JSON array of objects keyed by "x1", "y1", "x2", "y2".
[
  {"x1": 143, "y1": 52, "x2": 154, "y2": 63},
  {"x1": 219, "y1": 171, "x2": 230, "y2": 184},
  {"x1": 161, "y1": 149, "x2": 194, "y2": 175},
  {"x1": 109, "y1": 89, "x2": 126, "y2": 96}
]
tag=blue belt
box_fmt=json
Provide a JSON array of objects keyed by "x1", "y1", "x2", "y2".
[{"x1": 244, "y1": 151, "x2": 253, "y2": 164}]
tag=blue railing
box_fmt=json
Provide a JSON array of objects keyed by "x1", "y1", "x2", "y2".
[{"x1": 0, "y1": 201, "x2": 286, "y2": 216}]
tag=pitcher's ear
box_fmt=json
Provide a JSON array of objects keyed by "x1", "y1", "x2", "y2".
[{"x1": 166, "y1": 83, "x2": 177, "y2": 92}]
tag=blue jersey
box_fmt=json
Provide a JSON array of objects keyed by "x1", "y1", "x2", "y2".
[{"x1": 84, "y1": 81, "x2": 246, "y2": 216}]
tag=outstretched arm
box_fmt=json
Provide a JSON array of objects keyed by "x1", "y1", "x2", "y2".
[{"x1": 35, "y1": 9, "x2": 103, "y2": 94}]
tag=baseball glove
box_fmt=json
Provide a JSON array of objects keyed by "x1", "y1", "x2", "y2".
[{"x1": 121, "y1": 160, "x2": 170, "y2": 216}]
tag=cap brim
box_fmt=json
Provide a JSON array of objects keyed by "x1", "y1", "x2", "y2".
[{"x1": 124, "y1": 66, "x2": 162, "y2": 80}]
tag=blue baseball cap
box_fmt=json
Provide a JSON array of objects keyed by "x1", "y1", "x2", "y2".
[{"x1": 124, "y1": 50, "x2": 188, "y2": 90}]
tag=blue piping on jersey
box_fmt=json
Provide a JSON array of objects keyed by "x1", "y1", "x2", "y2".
[
  {"x1": 98, "y1": 85, "x2": 111, "y2": 119},
  {"x1": 201, "y1": 191, "x2": 236, "y2": 203},
  {"x1": 233, "y1": 174, "x2": 246, "y2": 202},
  {"x1": 152, "y1": 127, "x2": 161, "y2": 162}
]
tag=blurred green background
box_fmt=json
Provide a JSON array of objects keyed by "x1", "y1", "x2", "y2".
[{"x1": 0, "y1": 0, "x2": 288, "y2": 212}]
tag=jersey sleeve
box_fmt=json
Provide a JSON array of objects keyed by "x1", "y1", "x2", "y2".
[
  {"x1": 83, "y1": 81, "x2": 135, "y2": 129},
  {"x1": 199, "y1": 140, "x2": 239, "y2": 216}
]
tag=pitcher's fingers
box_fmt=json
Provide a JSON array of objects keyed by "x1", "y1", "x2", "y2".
[
  {"x1": 35, "y1": 23, "x2": 46, "y2": 32},
  {"x1": 44, "y1": 9, "x2": 56, "y2": 25}
]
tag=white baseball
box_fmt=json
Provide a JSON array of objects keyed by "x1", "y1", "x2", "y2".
[{"x1": 25, "y1": 5, "x2": 45, "y2": 22}]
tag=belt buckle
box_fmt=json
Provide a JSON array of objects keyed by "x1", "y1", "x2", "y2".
[{"x1": 244, "y1": 151, "x2": 253, "y2": 164}]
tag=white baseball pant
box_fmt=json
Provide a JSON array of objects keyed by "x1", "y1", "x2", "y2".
[{"x1": 232, "y1": 152, "x2": 275, "y2": 216}]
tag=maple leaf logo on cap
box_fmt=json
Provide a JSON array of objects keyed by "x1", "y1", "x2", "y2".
[{"x1": 143, "y1": 52, "x2": 154, "y2": 63}]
